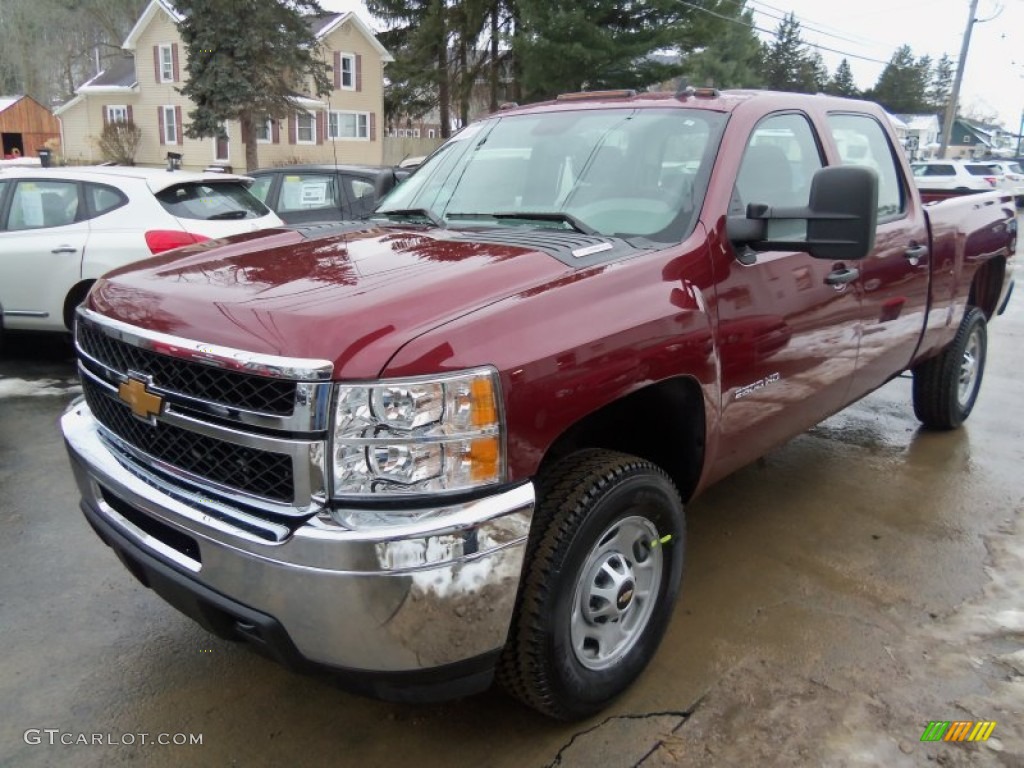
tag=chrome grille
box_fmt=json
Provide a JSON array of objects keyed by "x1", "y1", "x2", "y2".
[
  {"x1": 78, "y1": 320, "x2": 297, "y2": 415},
  {"x1": 83, "y1": 378, "x2": 295, "y2": 503}
]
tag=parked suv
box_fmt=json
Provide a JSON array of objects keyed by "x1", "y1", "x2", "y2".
[
  {"x1": 0, "y1": 166, "x2": 282, "y2": 336},
  {"x1": 910, "y1": 160, "x2": 1001, "y2": 192},
  {"x1": 983, "y1": 160, "x2": 1024, "y2": 202}
]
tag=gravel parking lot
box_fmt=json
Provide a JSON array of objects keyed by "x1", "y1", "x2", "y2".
[{"x1": 1, "y1": 271, "x2": 1022, "y2": 767}]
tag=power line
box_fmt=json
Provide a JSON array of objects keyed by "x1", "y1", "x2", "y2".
[
  {"x1": 745, "y1": 0, "x2": 888, "y2": 50},
  {"x1": 674, "y1": 0, "x2": 894, "y2": 66}
]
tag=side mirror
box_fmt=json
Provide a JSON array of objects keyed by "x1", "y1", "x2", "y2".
[{"x1": 726, "y1": 165, "x2": 879, "y2": 261}]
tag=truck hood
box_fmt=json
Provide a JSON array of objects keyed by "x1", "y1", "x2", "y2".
[{"x1": 88, "y1": 226, "x2": 569, "y2": 379}]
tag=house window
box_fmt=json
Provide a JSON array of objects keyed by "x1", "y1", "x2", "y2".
[
  {"x1": 428, "y1": 129, "x2": 436, "y2": 139},
  {"x1": 339, "y1": 53, "x2": 355, "y2": 89},
  {"x1": 413, "y1": 128, "x2": 421, "y2": 138},
  {"x1": 162, "y1": 105, "x2": 177, "y2": 145},
  {"x1": 106, "y1": 105, "x2": 129, "y2": 123},
  {"x1": 296, "y1": 113, "x2": 315, "y2": 143},
  {"x1": 159, "y1": 44, "x2": 174, "y2": 82},
  {"x1": 328, "y1": 111, "x2": 368, "y2": 140},
  {"x1": 255, "y1": 118, "x2": 273, "y2": 143}
]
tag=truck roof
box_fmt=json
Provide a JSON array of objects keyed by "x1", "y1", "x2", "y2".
[{"x1": 500, "y1": 88, "x2": 879, "y2": 119}]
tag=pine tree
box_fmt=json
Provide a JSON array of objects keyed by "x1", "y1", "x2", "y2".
[
  {"x1": 762, "y1": 13, "x2": 811, "y2": 92},
  {"x1": 928, "y1": 53, "x2": 954, "y2": 114},
  {"x1": 866, "y1": 45, "x2": 930, "y2": 114},
  {"x1": 826, "y1": 59, "x2": 859, "y2": 98},
  {"x1": 682, "y1": 1, "x2": 763, "y2": 89},
  {"x1": 176, "y1": 0, "x2": 331, "y2": 172},
  {"x1": 514, "y1": 0, "x2": 720, "y2": 100}
]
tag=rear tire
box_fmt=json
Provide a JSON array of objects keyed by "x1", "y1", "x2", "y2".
[
  {"x1": 498, "y1": 449, "x2": 685, "y2": 720},
  {"x1": 912, "y1": 307, "x2": 987, "y2": 429}
]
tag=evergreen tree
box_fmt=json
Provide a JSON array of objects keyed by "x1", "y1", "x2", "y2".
[
  {"x1": 370, "y1": 0, "x2": 454, "y2": 136},
  {"x1": 762, "y1": 13, "x2": 811, "y2": 92},
  {"x1": 176, "y1": 0, "x2": 331, "y2": 172},
  {"x1": 866, "y1": 45, "x2": 931, "y2": 113},
  {"x1": 826, "y1": 58, "x2": 859, "y2": 98},
  {"x1": 514, "y1": 0, "x2": 722, "y2": 100},
  {"x1": 799, "y1": 51, "x2": 829, "y2": 93},
  {"x1": 928, "y1": 53, "x2": 954, "y2": 113},
  {"x1": 682, "y1": 1, "x2": 763, "y2": 89}
]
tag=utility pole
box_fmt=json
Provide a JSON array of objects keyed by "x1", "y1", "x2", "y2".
[{"x1": 938, "y1": 0, "x2": 979, "y2": 159}]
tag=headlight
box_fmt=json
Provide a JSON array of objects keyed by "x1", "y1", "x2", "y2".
[{"x1": 330, "y1": 368, "x2": 504, "y2": 500}]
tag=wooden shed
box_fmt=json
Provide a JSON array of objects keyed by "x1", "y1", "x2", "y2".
[{"x1": 0, "y1": 95, "x2": 61, "y2": 159}]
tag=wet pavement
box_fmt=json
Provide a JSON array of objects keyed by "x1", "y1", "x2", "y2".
[{"x1": 1, "y1": 275, "x2": 1022, "y2": 768}]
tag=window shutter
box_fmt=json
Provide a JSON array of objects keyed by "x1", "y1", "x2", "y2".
[
  {"x1": 126, "y1": 105, "x2": 133, "y2": 123},
  {"x1": 334, "y1": 52, "x2": 341, "y2": 90},
  {"x1": 288, "y1": 117, "x2": 296, "y2": 144},
  {"x1": 356, "y1": 54, "x2": 362, "y2": 92},
  {"x1": 153, "y1": 45, "x2": 160, "y2": 82},
  {"x1": 175, "y1": 106, "x2": 183, "y2": 144},
  {"x1": 241, "y1": 120, "x2": 247, "y2": 145},
  {"x1": 316, "y1": 112, "x2": 325, "y2": 144},
  {"x1": 272, "y1": 119, "x2": 280, "y2": 144},
  {"x1": 369, "y1": 112, "x2": 376, "y2": 141},
  {"x1": 158, "y1": 107, "x2": 165, "y2": 145},
  {"x1": 172, "y1": 43, "x2": 180, "y2": 82},
  {"x1": 102, "y1": 105, "x2": 109, "y2": 126}
]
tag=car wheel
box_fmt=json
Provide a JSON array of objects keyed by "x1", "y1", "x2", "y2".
[
  {"x1": 912, "y1": 307, "x2": 987, "y2": 429},
  {"x1": 498, "y1": 449, "x2": 685, "y2": 720}
]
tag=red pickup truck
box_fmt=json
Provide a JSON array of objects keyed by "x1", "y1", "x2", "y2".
[{"x1": 62, "y1": 89, "x2": 1015, "y2": 720}]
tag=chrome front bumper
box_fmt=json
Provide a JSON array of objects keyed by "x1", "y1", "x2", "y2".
[{"x1": 62, "y1": 400, "x2": 534, "y2": 686}]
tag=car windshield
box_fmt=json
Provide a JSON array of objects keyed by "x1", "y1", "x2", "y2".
[
  {"x1": 155, "y1": 181, "x2": 270, "y2": 220},
  {"x1": 377, "y1": 107, "x2": 727, "y2": 243}
]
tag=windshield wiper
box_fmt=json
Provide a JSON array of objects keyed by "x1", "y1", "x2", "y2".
[
  {"x1": 372, "y1": 208, "x2": 446, "y2": 229},
  {"x1": 207, "y1": 210, "x2": 249, "y2": 220},
  {"x1": 490, "y1": 211, "x2": 598, "y2": 235}
]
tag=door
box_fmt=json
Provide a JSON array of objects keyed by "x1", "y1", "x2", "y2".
[
  {"x1": 274, "y1": 171, "x2": 345, "y2": 223},
  {"x1": 825, "y1": 113, "x2": 931, "y2": 399},
  {"x1": 0, "y1": 179, "x2": 89, "y2": 332},
  {"x1": 343, "y1": 174, "x2": 379, "y2": 218},
  {"x1": 713, "y1": 112, "x2": 863, "y2": 475}
]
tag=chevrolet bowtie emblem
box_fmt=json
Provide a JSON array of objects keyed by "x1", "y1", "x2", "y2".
[{"x1": 118, "y1": 376, "x2": 163, "y2": 421}]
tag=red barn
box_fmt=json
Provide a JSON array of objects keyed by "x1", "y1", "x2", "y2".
[{"x1": 0, "y1": 95, "x2": 61, "y2": 159}]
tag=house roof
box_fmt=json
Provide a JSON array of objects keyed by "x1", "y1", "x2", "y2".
[
  {"x1": 894, "y1": 113, "x2": 940, "y2": 131},
  {"x1": 0, "y1": 96, "x2": 23, "y2": 113},
  {"x1": 311, "y1": 11, "x2": 394, "y2": 62},
  {"x1": 886, "y1": 113, "x2": 909, "y2": 131},
  {"x1": 80, "y1": 56, "x2": 138, "y2": 90},
  {"x1": 123, "y1": 0, "x2": 183, "y2": 51}
]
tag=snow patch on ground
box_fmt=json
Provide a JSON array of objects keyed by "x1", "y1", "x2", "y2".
[{"x1": 0, "y1": 376, "x2": 81, "y2": 398}]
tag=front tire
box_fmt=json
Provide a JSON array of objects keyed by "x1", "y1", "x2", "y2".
[
  {"x1": 498, "y1": 449, "x2": 685, "y2": 720},
  {"x1": 912, "y1": 307, "x2": 988, "y2": 429}
]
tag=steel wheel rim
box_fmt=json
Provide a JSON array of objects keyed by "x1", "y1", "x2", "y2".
[
  {"x1": 958, "y1": 327, "x2": 982, "y2": 408},
  {"x1": 570, "y1": 515, "x2": 664, "y2": 670}
]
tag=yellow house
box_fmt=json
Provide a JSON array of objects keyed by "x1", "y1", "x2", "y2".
[{"x1": 55, "y1": 0, "x2": 392, "y2": 171}]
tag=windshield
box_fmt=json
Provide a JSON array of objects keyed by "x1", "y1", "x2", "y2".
[
  {"x1": 155, "y1": 182, "x2": 271, "y2": 220},
  {"x1": 377, "y1": 107, "x2": 726, "y2": 243}
]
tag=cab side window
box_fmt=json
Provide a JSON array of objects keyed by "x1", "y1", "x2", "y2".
[
  {"x1": 827, "y1": 113, "x2": 905, "y2": 219},
  {"x1": 733, "y1": 113, "x2": 824, "y2": 240}
]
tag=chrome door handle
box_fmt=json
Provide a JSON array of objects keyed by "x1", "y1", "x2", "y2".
[
  {"x1": 904, "y1": 244, "x2": 928, "y2": 266},
  {"x1": 824, "y1": 266, "x2": 860, "y2": 286},
  {"x1": 51, "y1": 245, "x2": 78, "y2": 254}
]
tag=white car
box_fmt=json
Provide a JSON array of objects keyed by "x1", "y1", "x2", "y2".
[
  {"x1": 909, "y1": 160, "x2": 1001, "y2": 192},
  {"x1": 983, "y1": 160, "x2": 1024, "y2": 200},
  {"x1": 0, "y1": 166, "x2": 282, "y2": 336}
]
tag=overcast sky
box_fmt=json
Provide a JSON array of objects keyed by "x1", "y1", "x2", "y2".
[{"x1": 322, "y1": 0, "x2": 1024, "y2": 129}]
